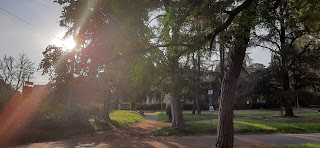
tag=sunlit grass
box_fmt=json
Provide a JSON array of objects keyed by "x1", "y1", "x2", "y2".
[
  {"x1": 110, "y1": 110, "x2": 144, "y2": 127},
  {"x1": 234, "y1": 121, "x2": 277, "y2": 133},
  {"x1": 263, "y1": 144, "x2": 320, "y2": 148},
  {"x1": 153, "y1": 109, "x2": 320, "y2": 136}
]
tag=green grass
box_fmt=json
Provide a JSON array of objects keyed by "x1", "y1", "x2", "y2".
[
  {"x1": 263, "y1": 144, "x2": 320, "y2": 148},
  {"x1": 110, "y1": 110, "x2": 145, "y2": 127},
  {"x1": 154, "y1": 111, "x2": 168, "y2": 122},
  {"x1": 153, "y1": 109, "x2": 320, "y2": 136}
]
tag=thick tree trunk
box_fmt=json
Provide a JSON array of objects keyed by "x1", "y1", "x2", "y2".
[
  {"x1": 284, "y1": 101, "x2": 294, "y2": 117},
  {"x1": 192, "y1": 99, "x2": 196, "y2": 114},
  {"x1": 282, "y1": 69, "x2": 294, "y2": 117},
  {"x1": 282, "y1": 73, "x2": 295, "y2": 117},
  {"x1": 169, "y1": 57, "x2": 185, "y2": 129},
  {"x1": 279, "y1": 2, "x2": 295, "y2": 117},
  {"x1": 219, "y1": 35, "x2": 225, "y2": 81},
  {"x1": 216, "y1": 31, "x2": 250, "y2": 148},
  {"x1": 171, "y1": 94, "x2": 185, "y2": 128}
]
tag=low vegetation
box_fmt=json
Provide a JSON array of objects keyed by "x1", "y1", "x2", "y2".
[
  {"x1": 109, "y1": 110, "x2": 145, "y2": 127},
  {"x1": 19, "y1": 110, "x2": 144, "y2": 144},
  {"x1": 153, "y1": 109, "x2": 320, "y2": 136},
  {"x1": 264, "y1": 144, "x2": 320, "y2": 148}
]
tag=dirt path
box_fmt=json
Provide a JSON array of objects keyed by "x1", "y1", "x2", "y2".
[{"x1": 16, "y1": 113, "x2": 320, "y2": 148}]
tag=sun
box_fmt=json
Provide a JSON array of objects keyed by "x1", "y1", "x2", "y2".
[
  {"x1": 62, "y1": 37, "x2": 76, "y2": 51},
  {"x1": 51, "y1": 32, "x2": 77, "y2": 52}
]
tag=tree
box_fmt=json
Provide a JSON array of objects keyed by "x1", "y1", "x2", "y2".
[
  {"x1": 216, "y1": 7, "x2": 256, "y2": 147},
  {"x1": 254, "y1": 0, "x2": 320, "y2": 116},
  {"x1": 0, "y1": 53, "x2": 35, "y2": 92},
  {"x1": 149, "y1": 0, "x2": 256, "y2": 145},
  {"x1": 39, "y1": 45, "x2": 74, "y2": 108},
  {"x1": 52, "y1": 0, "x2": 160, "y2": 122}
]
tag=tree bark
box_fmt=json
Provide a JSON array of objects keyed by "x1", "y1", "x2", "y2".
[
  {"x1": 284, "y1": 100, "x2": 294, "y2": 117},
  {"x1": 279, "y1": 1, "x2": 294, "y2": 117},
  {"x1": 192, "y1": 99, "x2": 196, "y2": 114},
  {"x1": 171, "y1": 94, "x2": 185, "y2": 128},
  {"x1": 104, "y1": 87, "x2": 111, "y2": 123},
  {"x1": 196, "y1": 53, "x2": 201, "y2": 115},
  {"x1": 219, "y1": 34, "x2": 225, "y2": 81},
  {"x1": 168, "y1": 55, "x2": 185, "y2": 129},
  {"x1": 216, "y1": 30, "x2": 250, "y2": 148},
  {"x1": 196, "y1": 98, "x2": 201, "y2": 115}
]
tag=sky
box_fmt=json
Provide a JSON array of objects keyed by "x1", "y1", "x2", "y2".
[
  {"x1": 0, "y1": 0, "x2": 271, "y2": 85},
  {"x1": 0, "y1": 0, "x2": 65, "y2": 84}
]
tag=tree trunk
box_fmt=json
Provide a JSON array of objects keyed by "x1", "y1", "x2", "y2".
[
  {"x1": 171, "y1": 94, "x2": 185, "y2": 129},
  {"x1": 104, "y1": 88, "x2": 111, "y2": 123},
  {"x1": 192, "y1": 99, "x2": 196, "y2": 114},
  {"x1": 282, "y1": 69, "x2": 294, "y2": 117},
  {"x1": 130, "y1": 99, "x2": 136, "y2": 110},
  {"x1": 219, "y1": 34, "x2": 225, "y2": 81},
  {"x1": 196, "y1": 53, "x2": 201, "y2": 115},
  {"x1": 284, "y1": 101, "x2": 294, "y2": 117},
  {"x1": 196, "y1": 97, "x2": 201, "y2": 115},
  {"x1": 279, "y1": 1, "x2": 294, "y2": 117},
  {"x1": 169, "y1": 57, "x2": 185, "y2": 129},
  {"x1": 216, "y1": 30, "x2": 250, "y2": 148}
]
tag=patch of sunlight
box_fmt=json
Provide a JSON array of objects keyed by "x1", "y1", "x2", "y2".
[{"x1": 235, "y1": 121, "x2": 277, "y2": 131}]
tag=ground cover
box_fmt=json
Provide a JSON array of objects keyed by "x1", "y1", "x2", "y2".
[
  {"x1": 17, "y1": 110, "x2": 144, "y2": 145},
  {"x1": 153, "y1": 109, "x2": 320, "y2": 136}
]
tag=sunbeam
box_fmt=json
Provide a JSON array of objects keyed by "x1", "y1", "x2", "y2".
[{"x1": 0, "y1": 85, "x2": 49, "y2": 146}]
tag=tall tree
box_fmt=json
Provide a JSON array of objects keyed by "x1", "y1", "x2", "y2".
[
  {"x1": 216, "y1": 7, "x2": 255, "y2": 147},
  {"x1": 52, "y1": 0, "x2": 160, "y2": 121},
  {"x1": 254, "y1": 0, "x2": 320, "y2": 116}
]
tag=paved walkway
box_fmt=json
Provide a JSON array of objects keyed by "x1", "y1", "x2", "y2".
[{"x1": 15, "y1": 113, "x2": 320, "y2": 148}]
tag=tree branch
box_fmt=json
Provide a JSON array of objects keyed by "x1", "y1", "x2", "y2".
[
  {"x1": 272, "y1": 0, "x2": 282, "y2": 11},
  {"x1": 147, "y1": 15, "x2": 166, "y2": 27},
  {"x1": 205, "y1": 0, "x2": 254, "y2": 42},
  {"x1": 288, "y1": 41, "x2": 312, "y2": 68},
  {"x1": 255, "y1": 44, "x2": 280, "y2": 54}
]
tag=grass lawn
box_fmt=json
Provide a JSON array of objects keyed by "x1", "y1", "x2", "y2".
[
  {"x1": 153, "y1": 109, "x2": 320, "y2": 136},
  {"x1": 263, "y1": 144, "x2": 320, "y2": 148},
  {"x1": 109, "y1": 110, "x2": 145, "y2": 127}
]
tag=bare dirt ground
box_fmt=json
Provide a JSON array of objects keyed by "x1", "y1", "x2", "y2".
[{"x1": 15, "y1": 113, "x2": 320, "y2": 148}]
